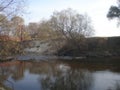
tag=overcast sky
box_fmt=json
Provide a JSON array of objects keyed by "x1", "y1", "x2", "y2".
[{"x1": 24, "y1": 0, "x2": 120, "y2": 37}]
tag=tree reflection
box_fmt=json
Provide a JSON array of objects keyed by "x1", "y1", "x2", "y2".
[
  {"x1": 107, "y1": 81, "x2": 120, "y2": 90},
  {"x1": 0, "y1": 60, "x2": 120, "y2": 90},
  {"x1": 11, "y1": 61, "x2": 25, "y2": 81},
  {"x1": 0, "y1": 66, "x2": 13, "y2": 90},
  {"x1": 0, "y1": 61, "x2": 26, "y2": 90},
  {"x1": 40, "y1": 64, "x2": 93, "y2": 90}
]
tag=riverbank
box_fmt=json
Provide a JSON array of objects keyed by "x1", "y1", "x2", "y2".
[
  {"x1": 0, "y1": 36, "x2": 120, "y2": 62},
  {"x1": 0, "y1": 54, "x2": 120, "y2": 65},
  {"x1": 22, "y1": 36, "x2": 120, "y2": 57}
]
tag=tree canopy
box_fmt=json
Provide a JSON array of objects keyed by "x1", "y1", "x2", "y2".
[
  {"x1": 107, "y1": 0, "x2": 120, "y2": 20},
  {"x1": 50, "y1": 8, "x2": 94, "y2": 39}
]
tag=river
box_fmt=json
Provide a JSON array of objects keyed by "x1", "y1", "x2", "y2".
[{"x1": 0, "y1": 58, "x2": 120, "y2": 90}]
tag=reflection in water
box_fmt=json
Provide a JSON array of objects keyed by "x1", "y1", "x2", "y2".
[
  {"x1": 0, "y1": 63, "x2": 17, "y2": 90},
  {"x1": 40, "y1": 67, "x2": 92, "y2": 90},
  {"x1": 0, "y1": 60, "x2": 120, "y2": 90}
]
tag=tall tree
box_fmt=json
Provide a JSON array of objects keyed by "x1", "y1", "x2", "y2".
[
  {"x1": 50, "y1": 8, "x2": 94, "y2": 39},
  {"x1": 11, "y1": 16, "x2": 24, "y2": 39},
  {"x1": 49, "y1": 8, "x2": 94, "y2": 53},
  {"x1": 107, "y1": 0, "x2": 120, "y2": 25}
]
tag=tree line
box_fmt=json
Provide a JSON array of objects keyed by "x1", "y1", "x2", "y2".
[
  {"x1": 0, "y1": 8, "x2": 94, "y2": 40},
  {"x1": 0, "y1": 8, "x2": 95, "y2": 57},
  {"x1": 1, "y1": 0, "x2": 119, "y2": 58}
]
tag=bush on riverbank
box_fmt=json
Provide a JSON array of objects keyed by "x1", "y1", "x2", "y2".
[
  {"x1": 56, "y1": 36, "x2": 120, "y2": 57},
  {"x1": 0, "y1": 41, "x2": 24, "y2": 58}
]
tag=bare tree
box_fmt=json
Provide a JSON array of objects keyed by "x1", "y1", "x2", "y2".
[
  {"x1": 50, "y1": 8, "x2": 94, "y2": 39},
  {"x1": 0, "y1": 0, "x2": 26, "y2": 22},
  {"x1": 10, "y1": 16, "x2": 30, "y2": 41},
  {"x1": 49, "y1": 8, "x2": 94, "y2": 53},
  {"x1": 11, "y1": 16, "x2": 24, "y2": 40}
]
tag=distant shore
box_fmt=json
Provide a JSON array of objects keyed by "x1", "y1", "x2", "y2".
[{"x1": 1, "y1": 54, "x2": 120, "y2": 64}]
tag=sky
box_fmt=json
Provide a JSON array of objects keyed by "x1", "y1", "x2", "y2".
[{"x1": 24, "y1": 0, "x2": 120, "y2": 37}]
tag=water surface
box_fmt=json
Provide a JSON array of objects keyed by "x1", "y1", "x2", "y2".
[{"x1": 0, "y1": 59, "x2": 120, "y2": 90}]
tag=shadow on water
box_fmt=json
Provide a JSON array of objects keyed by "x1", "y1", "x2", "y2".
[{"x1": 0, "y1": 58, "x2": 120, "y2": 90}]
